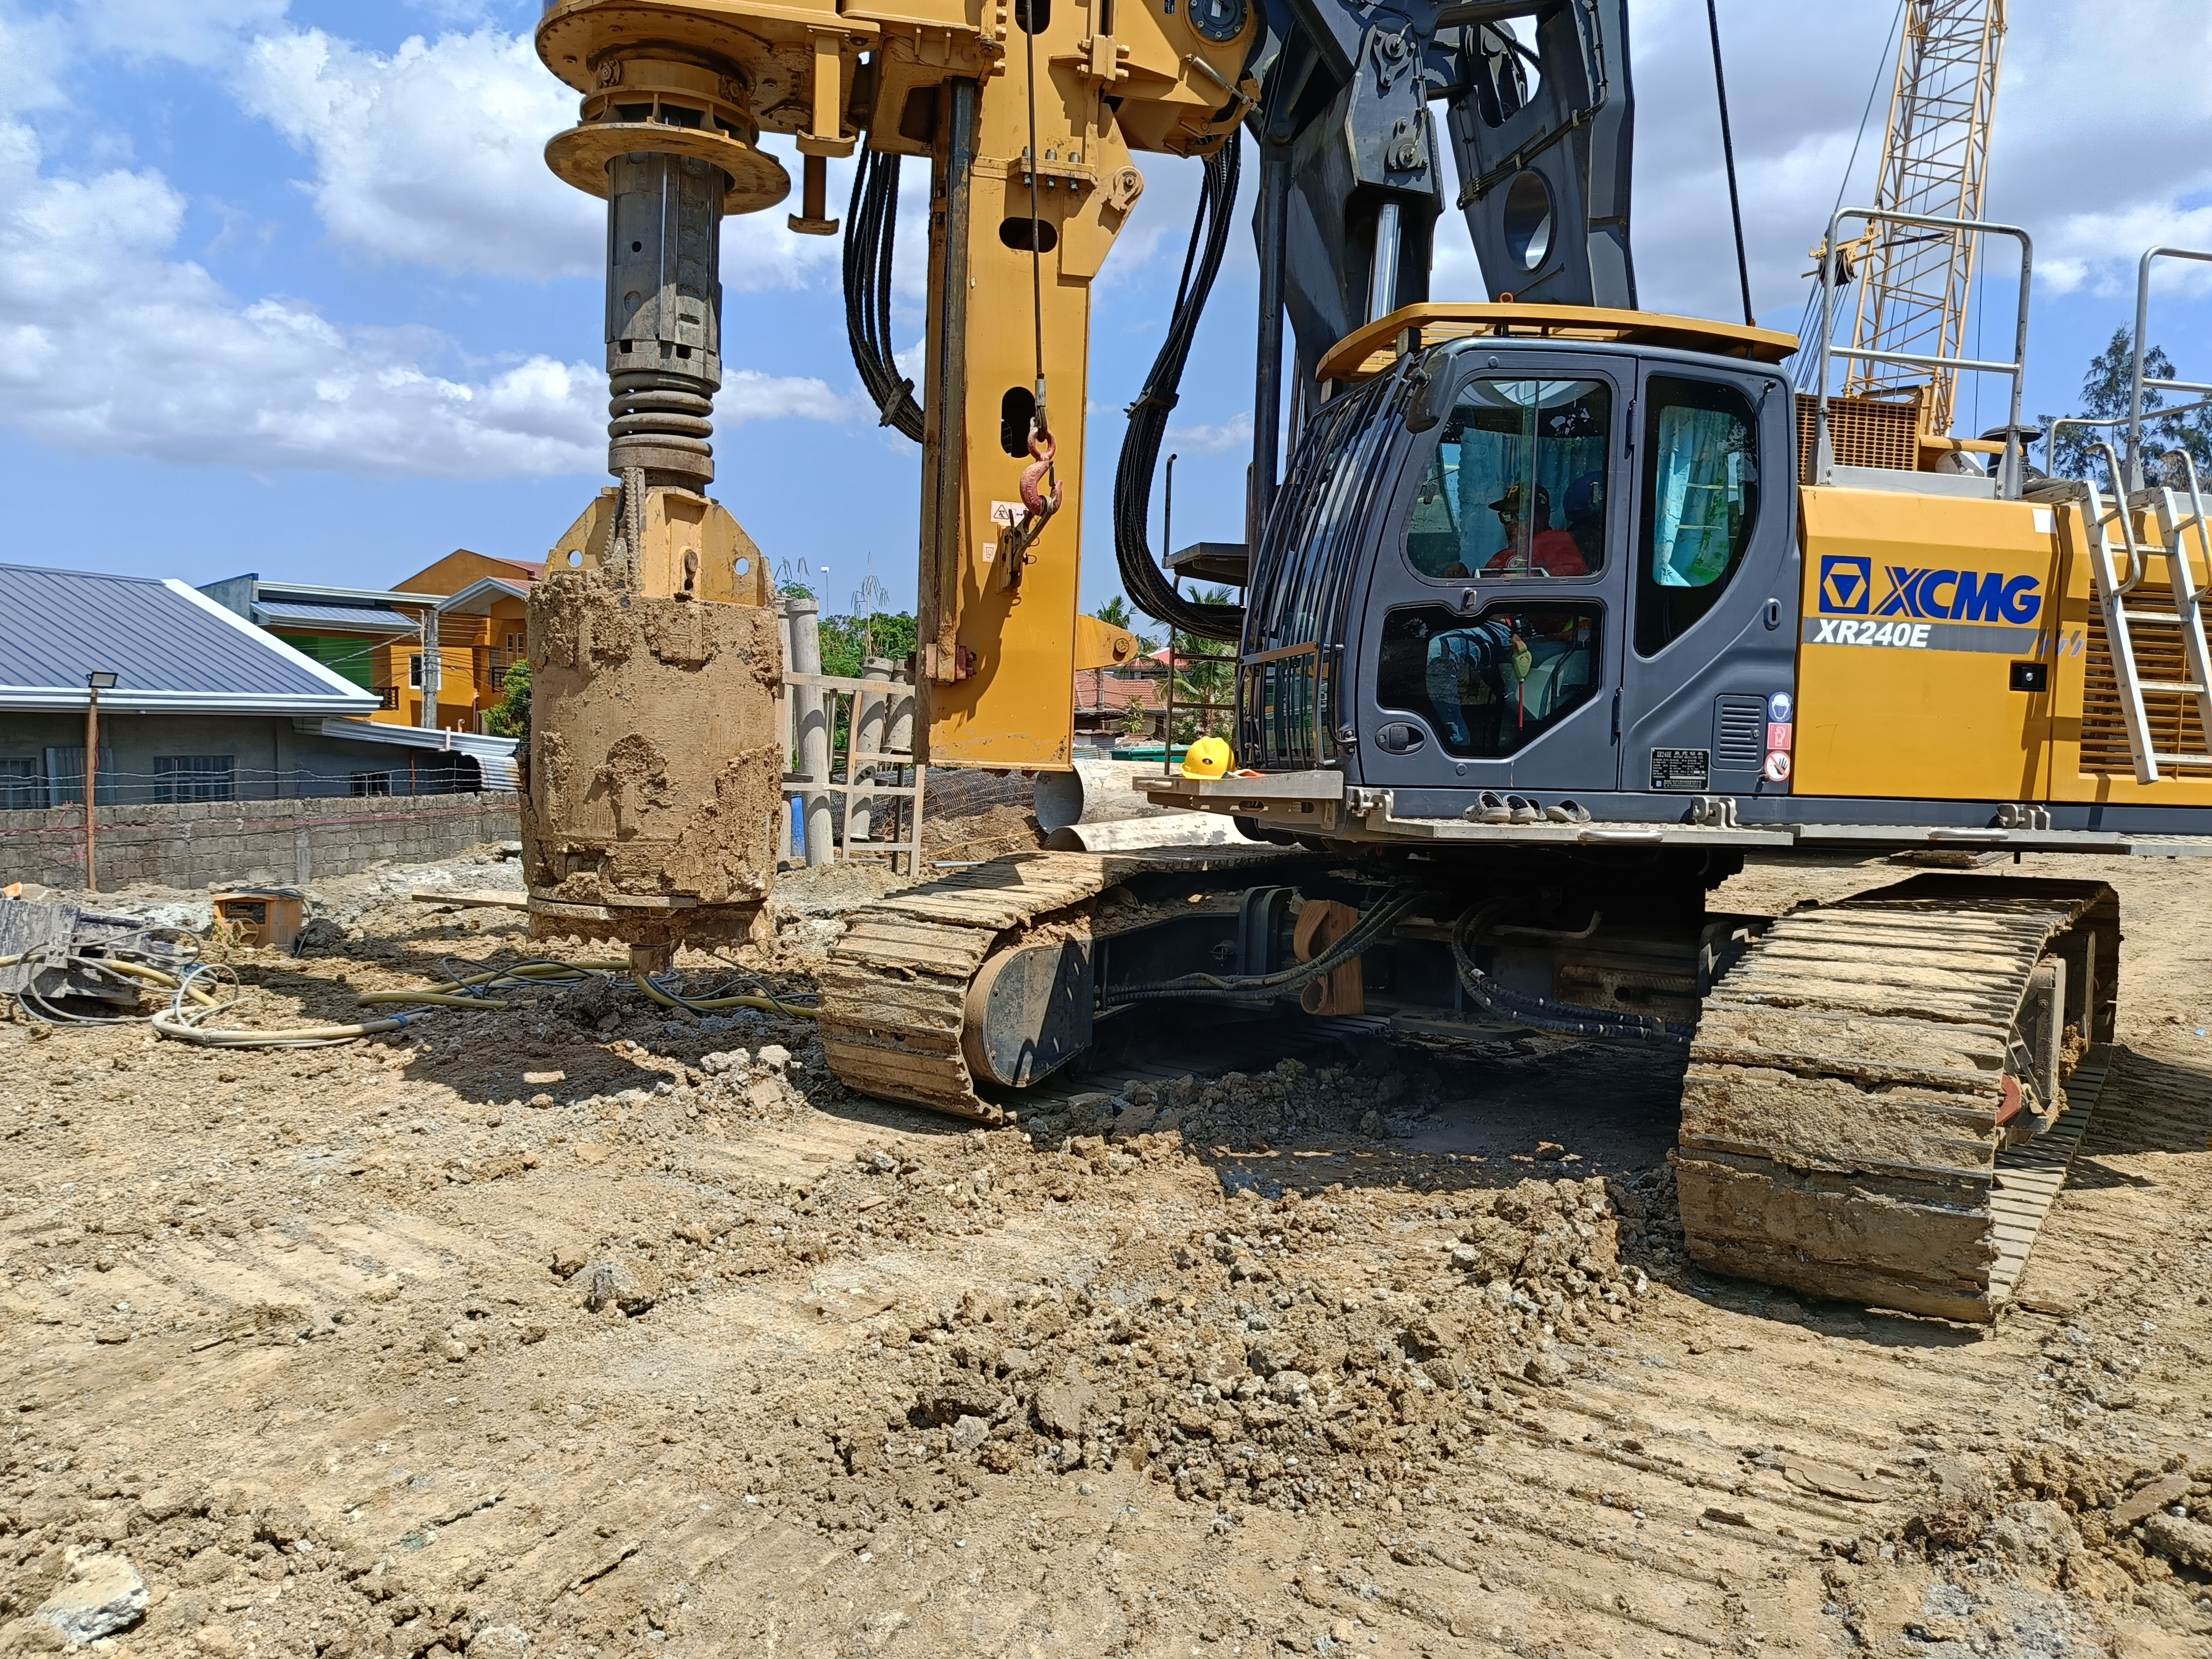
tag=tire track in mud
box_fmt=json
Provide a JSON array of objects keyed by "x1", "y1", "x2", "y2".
[{"x1": 3, "y1": 852, "x2": 2211, "y2": 1656}]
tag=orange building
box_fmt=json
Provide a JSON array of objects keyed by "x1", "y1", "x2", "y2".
[{"x1": 202, "y1": 551, "x2": 541, "y2": 733}]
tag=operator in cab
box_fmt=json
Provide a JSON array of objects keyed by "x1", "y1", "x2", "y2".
[{"x1": 1481, "y1": 483, "x2": 1588, "y2": 577}]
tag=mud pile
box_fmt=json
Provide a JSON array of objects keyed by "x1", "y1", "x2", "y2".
[{"x1": 870, "y1": 1163, "x2": 1643, "y2": 1528}]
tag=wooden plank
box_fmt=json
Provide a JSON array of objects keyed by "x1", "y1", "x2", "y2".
[{"x1": 411, "y1": 888, "x2": 530, "y2": 909}]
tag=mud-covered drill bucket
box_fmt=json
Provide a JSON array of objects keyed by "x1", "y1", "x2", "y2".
[{"x1": 522, "y1": 571, "x2": 782, "y2": 950}]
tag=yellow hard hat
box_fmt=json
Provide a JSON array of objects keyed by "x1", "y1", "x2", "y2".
[{"x1": 1180, "y1": 735, "x2": 1233, "y2": 779}]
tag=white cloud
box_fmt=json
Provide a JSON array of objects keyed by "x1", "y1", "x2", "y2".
[
  {"x1": 1167, "y1": 411, "x2": 1253, "y2": 453},
  {"x1": 1578, "y1": 0, "x2": 2212, "y2": 330},
  {"x1": 70, "y1": 0, "x2": 288, "y2": 67},
  {"x1": 233, "y1": 23, "x2": 844, "y2": 291},
  {"x1": 0, "y1": 117, "x2": 846, "y2": 478},
  {"x1": 0, "y1": 6, "x2": 70, "y2": 111},
  {"x1": 722, "y1": 368, "x2": 851, "y2": 425},
  {"x1": 1989, "y1": 1, "x2": 2212, "y2": 299},
  {"x1": 236, "y1": 25, "x2": 599, "y2": 280}
]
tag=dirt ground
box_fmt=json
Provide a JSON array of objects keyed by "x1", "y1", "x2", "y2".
[{"x1": 4, "y1": 843, "x2": 2212, "y2": 1659}]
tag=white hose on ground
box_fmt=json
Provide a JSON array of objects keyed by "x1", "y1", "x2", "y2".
[
  {"x1": 1042, "y1": 815, "x2": 1259, "y2": 853},
  {"x1": 151, "y1": 1007, "x2": 428, "y2": 1047}
]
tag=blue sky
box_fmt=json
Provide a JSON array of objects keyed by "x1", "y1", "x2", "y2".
[{"x1": 3, "y1": 0, "x2": 2211, "y2": 621}]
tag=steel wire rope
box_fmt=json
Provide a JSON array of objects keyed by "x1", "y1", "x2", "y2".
[
  {"x1": 1112, "y1": 136, "x2": 1245, "y2": 642},
  {"x1": 1791, "y1": 0, "x2": 1911, "y2": 392},
  {"x1": 1705, "y1": 0, "x2": 1754, "y2": 327},
  {"x1": 1024, "y1": 8, "x2": 1048, "y2": 430}
]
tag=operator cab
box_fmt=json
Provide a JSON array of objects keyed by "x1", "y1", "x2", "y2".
[{"x1": 1240, "y1": 304, "x2": 1802, "y2": 817}]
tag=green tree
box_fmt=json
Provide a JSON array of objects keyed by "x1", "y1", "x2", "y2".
[
  {"x1": 818, "y1": 611, "x2": 920, "y2": 679},
  {"x1": 1168, "y1": 587, "x2": 1237, "y2": 745},
  {"x1": 485, "y1": 657, "x2": 530, "y2": 741},
  {"x1": 2055, "y1": 327, "x2": 2212, "y2": 486}
]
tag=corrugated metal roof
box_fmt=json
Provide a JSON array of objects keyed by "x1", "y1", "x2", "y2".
[
  {"x1": 0, "y1": 562, "x2": 378, "y2": 713},
  {"x1": 258, "y1": 601, "x2": 424, "y2": 631},
  {"x1": 310, "y1": 719, "x2": 521, "y2": 791}
]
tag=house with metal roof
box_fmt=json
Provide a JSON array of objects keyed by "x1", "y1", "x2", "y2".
[
  {"x1": 202, "y1": 549, "x2": 540, "y2": 733},
  {"x1": 0, "y1": 562, "x2": 514, "y2": 806}
]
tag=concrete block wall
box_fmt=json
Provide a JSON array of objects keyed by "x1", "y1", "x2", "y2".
[{"x1": 0, "y1": 794, "x2": 519, "y2": 893}]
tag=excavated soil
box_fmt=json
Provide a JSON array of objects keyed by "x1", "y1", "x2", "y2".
[{"x1": 2, "y1": 848, "x2": 2212, "y2": 1658}]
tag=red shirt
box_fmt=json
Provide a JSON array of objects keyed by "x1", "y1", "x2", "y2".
[{"x1": 1484, "y1": 528, "x2": 1587, "y2": 577}]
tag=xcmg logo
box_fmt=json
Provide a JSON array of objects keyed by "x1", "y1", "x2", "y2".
[{"x1": 1817, "y1": 555, "x2": 2041, "y2": 624}]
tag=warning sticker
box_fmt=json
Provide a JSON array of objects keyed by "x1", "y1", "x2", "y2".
[{"x1": 1650, "y1": 748, "x2": 1711, "y2": 792}]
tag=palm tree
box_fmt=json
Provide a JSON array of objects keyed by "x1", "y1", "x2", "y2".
[{"x1": 1170, "y1": 587, "x2": 1236, "y2": 744}]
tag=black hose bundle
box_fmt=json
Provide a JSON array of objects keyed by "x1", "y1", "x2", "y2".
[
  {"x1": 1449, "y1": 901, "x2": 1692, "y2": 1046},
  {"x1": 1100, "y1": 886, "x2": 1428, "y2": 1006},
  {"x1": 843, "y1": 148, "x2": 924, "y2": 443},
  {"x1": 1112, "y1": 137, "x2": 1245, "y2": 643}
]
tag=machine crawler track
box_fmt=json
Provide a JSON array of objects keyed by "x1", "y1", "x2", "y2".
[
  {"x1": 1674, "y1": 875, "x2": 2120, "y2": 1323},
  {"x1": 817, "y1": 848, "x2": 1291, "y2": 1121}
]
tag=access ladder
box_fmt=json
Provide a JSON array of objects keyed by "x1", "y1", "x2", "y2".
[{"x1": 2080, "y1": 444, "x2": 2212, "y2": 784}]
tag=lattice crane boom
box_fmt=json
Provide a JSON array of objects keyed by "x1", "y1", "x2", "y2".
[{"x1": 1841, "y1": 0, "x2": 2007, "y2": 435}]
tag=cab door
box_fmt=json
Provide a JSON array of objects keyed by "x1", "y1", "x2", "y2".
[
  {"x1": 1349, "y1": 352, "x2": 1632, "y2": 807},
  {"x1": 1614, "y1": 363, "x2": 1801, "y2": 803}
]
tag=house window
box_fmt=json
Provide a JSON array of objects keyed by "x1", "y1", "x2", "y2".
[
  {"x1": 0, "y1": 758, "x2": 40, "y2": 810},
  {"x1": 377, "y1": 686, "x2": 400, "y2": 710},
  {"x1": 505, "y1": 630, "x2": 525, "y2": 656},
  {"x1": 154, "y1": 756, "x2": 236, "y2": 804},
  {"x1": 42, "y1": 747, "x2": 114, "y2": 807},
  {"x1": 349, "y1": 771, "x2": 392, "y2": 797},
  {"x1": 409, "y1": 654, "x2": 424, "y2": 687}
]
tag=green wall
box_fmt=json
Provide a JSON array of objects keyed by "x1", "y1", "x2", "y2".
[{"x1": 270, "y1": 632, "x2": 378, "y2": 690}]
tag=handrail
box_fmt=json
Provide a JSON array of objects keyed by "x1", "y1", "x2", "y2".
[
  {"x1": 2092, "y1": 439, "x2": 2147, "y2": 595},
  {"x1": 1815, "y1": 206, "x2": 2032, "y2": 499},
  {"x1": 2128, "y1": 247, "x2": 2212, "y2": 489},
  {"x1": 2167, "y1": 449, "x2": 2212, "y2": 617}
]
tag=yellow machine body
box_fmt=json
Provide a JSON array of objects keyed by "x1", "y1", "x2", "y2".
[
  {"x1": 1793, "y1": 487, "x2": 2212, "y2": 807},
  {"x1": 536, "y1": 0, "x2": 1254, "y2": 776}
]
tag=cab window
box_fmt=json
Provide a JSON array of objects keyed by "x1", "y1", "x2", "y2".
[
  {"x1": 1403, "y1": 379, "x2": 1611, "y2": 581},
  {"x1": 1635, "y1": 376, "x2": 1760, "y2": 655},
  {"x1": 1376, "y1": 603, "x2": 1603, "y2": 758}
]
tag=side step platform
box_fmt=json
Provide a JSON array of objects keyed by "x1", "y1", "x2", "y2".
[{"x1": 1673, "y1": 874, "x2": 2120, "y2": 1323}]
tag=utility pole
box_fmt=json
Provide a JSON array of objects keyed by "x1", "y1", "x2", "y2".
[
  {"x1": 419, "y1": 604, "x2": 444, "y2": 729},
  {"x1": 84, "y1": 671, "x2": 116, "y2": 891}
]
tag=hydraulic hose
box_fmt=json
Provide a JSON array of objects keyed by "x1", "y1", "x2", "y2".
[
  {"x1": 1113, "y1": 137, "x2": 1245, "y2": 643},
  {"x1": 843, "y1": 148, "x2": 924, "y2": 442},
  {"x1": 1450, "y1": 901, "x2": 1692, "y2": 1046},
  {"x1": 1102, "y1": 886, "x2": 1428, "y2": 1006},
  {"x1": 632, "y1": 972, "x2": 818, "y2": 1020}
]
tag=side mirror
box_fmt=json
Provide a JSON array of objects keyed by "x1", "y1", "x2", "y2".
[{"x1": 1403, "y1": 359, "x2": 1453, "y2": 433}]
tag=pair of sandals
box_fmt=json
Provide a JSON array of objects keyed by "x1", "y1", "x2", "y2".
[{"x1": 1464, "y1": 791, "x2": 1591, "y2": 826}]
